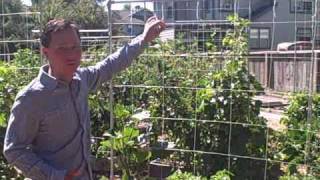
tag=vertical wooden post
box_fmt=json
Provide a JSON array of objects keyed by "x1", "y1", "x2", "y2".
[
  {"x1": 313, "y1": 52, "x2": 318, "y2": 92},
  {"x1": 264, "y1": 52, "x2": 269, "y2": 88},
  {"x1": 107, "y1": 1, "x2": 114, "y2": 179}
]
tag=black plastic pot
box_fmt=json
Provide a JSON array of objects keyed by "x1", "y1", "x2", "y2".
[{"x1": 149, "y1": 159, "x2": 172, "y2": 179}]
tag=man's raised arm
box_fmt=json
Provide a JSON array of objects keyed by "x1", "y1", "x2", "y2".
[{"x1": 80, "y1": 16, "x2": 166, "y2": 92}]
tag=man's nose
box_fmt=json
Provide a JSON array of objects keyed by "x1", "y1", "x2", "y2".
[{"x1": 65, "y1": 49, "x2": 81, "y2": 58}]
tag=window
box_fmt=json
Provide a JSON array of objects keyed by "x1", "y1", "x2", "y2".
[
  {"x1": 174, "y1": 1, "x2": 185, "y2": 20},
  {"x1": 167, "y1": 7, "x2": 173, "y2": 19},
  {"x1": 260, "y1": 29, "x2": 269, "y2": 39},
  {"x1": 174, "y1": 1, "x2": 195, "y2": 20},
  {"x1": 250, "y1": 28, "x2": 270, "y2": 49},
  {"x1": 290, "y1": 0, "x2": 313, "y2": 14},
  {"x1": 201, "y1": 0, "x2": 211, "y2": 19},
  {"x1": 297, "y1": 28, "x2": 312, "y2": 41},
  {"x1": 220, "y1": 0, "x2": 234, "y2": 11},
  {"x1": 250, "y1": 29, "x2": 259, "y2": 39},
  {"x1": 204, "y1": 0, "x2": 210, "y2": 13},
  {"x1": 154, "y1": 2, "x2": 163, "y2": 17}
]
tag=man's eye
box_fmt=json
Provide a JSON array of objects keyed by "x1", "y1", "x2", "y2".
[{"x1": 56, "y1": 46, "x2": 80, "y2": 50}]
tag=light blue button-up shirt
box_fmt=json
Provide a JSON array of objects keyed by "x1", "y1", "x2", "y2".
[{"x1": 3, "y1": 36, "x2": 145, "y2": 180}]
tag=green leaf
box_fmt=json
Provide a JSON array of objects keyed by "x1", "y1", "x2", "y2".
[
  {"x1": 123, "y1": 127, "x2": 139, "y2": 138},
  {"x1": 100, "y1": 140, "x2": 112, "y2": 149},
  {"x1": 0, "y1": 113, "x2": 7, "y2": 127}
]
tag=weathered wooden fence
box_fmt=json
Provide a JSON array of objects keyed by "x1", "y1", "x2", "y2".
[{"x1": 248, "y1": 50, "x2": 320, "y2": 92}]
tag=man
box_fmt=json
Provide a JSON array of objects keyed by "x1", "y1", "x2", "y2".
[{"x1": 3, "y1": 16, "x2": 165, "y2": 180}]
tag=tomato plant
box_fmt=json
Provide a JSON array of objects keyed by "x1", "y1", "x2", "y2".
[{"x1": 271, "y1": 93, "x2": 320, "y2": 178}]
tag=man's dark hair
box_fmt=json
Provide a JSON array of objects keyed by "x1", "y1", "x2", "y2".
[{"x1": 40, "y1": 19, "x2": 80, "y2": 48}]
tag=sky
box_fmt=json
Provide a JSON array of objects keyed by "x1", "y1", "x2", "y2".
[
  {"x1": 21, "y1": 0, "x2": 154, "y2": 10},
  {"x1": 21, "y1": 0, "x2": 31, "y2": 6}
]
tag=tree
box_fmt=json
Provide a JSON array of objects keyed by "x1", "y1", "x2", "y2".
[
  {"x1": 31, "y1": 0, "x2": 108, "y2": 29},
  {"x1": 123, "y1": 4, "x2": 131, "y2": 11},
  {"x1": 69, "y1": 0, "x2": 108, "y2": 29},
  {"x1": 0, "y1": 0, "x2": 35, "y2": 60}
]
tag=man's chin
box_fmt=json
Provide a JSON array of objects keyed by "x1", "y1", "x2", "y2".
[{"x1": 65, "y1": 65, "x2": 79, "y2": 75}]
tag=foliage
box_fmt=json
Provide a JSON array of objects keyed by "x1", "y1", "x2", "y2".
[
  {"x1": 271, "y1": 93, "x2": 320, "y2": 178},
  {"x1": 167, "y1": 170, "x2": 205, "y2": 180},
  {"x1": 279, "y1": 174, "x2": 317, "y2": 180},
  {"x1": 0, "y1": 11, "x2": 298, "y2": 180},
  {"x1": 0, "y1": 0, "x2": 109, "y2": 57},
  {"x1": 191, "y1": 14, "x2": 265, "y2": 178},
  {"x1": 0, "y1": 62, "x2": 22, "y2": 179},
  {"x1": 210, "y1": 170, "x2": 234, "y2": 180},
  {"x1": 0, "y1": 0, "x2": 35, "y2": 56},
  {"x1": 222, "y1": 14, "x2": 251, "y2": 57},
  {"x1": 92, "y1": 14, "x2": 266, "y2": 179},
  {"x1": 0, "y1": 49, "x2": 39, "y2": 179},
  {"x1": 0, "y1": 49, "x2": 40, "y2": 127},
  {"x1": 12, "y1": 48, "x2": 42, "y2": 67},
  {"x1": 0, "y1": 63, "x2": 17, "y2": 128},
  {"x1": 153, "y1": 33, "x2": 198, "y2": 55},
  {"x1": 31, "y1": 0, "x2": 108, "y2": 29},
  {"x1": 205, "y1": 32, "x2": 217, "y2": 52},
  {"x1": 167, "y1": 169, "x2": 233, "y2": 180},
  {"x1": 100, "y1": 125, "x2": 151, "y2": 179}
]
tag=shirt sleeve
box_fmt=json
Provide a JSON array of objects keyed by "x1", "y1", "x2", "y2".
[
  {"x1": 79, "y1": 35, "x2": 146, "y2": 92},
  {"x1": 3, "y1": 97, "x2": 66, "y2": 180}
]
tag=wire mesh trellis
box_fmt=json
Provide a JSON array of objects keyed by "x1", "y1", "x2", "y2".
[
  {"x1": 1, "y1": 0, "x2": 320, "y2": 179},
  {"x1": 105, "y1": 0, "x2": 320, "y2": 179}
]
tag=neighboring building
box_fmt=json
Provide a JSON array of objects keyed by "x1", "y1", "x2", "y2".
[
  {"x1": 153, "y1": 0, "x2": 320, "y2": 51},
  {"x1": 113, "y1": 8, "x2": 154, "y2": 37},
  {"x1": 250, "y1": 0, "x2": 320, "y2": 50}
]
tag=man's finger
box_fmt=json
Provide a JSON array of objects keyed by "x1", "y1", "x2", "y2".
[
  {"x1": 149, "y1": 19, "x2": 161, "y2": 28},
  {"x1": 152, "y1": 20, "x2": 166, "y2": 32},
  {"x1": 147, "y1": 16, "x2": 157, "y2": 23}
]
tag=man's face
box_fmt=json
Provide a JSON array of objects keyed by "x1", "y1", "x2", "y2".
[{"x1": 42, "y1": 27, "x2": 81, "y2": 79}]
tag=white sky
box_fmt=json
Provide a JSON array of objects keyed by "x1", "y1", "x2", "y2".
[
  {"x1": 100, "y1": 1, "x2": 154, "y2": 11},
  {"x1": 21, "y1": 0, "x2": 31, "y2": 6},
  {"x1": 21, "y1": 0, "x2": 154, "y2": 10}
]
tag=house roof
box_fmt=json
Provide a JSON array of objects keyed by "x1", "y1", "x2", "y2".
[
  {"x1": 250, "y1": 1, "x2": 274, "y2": 20},
  {"x1": 113, "y1": 9, "x2": 154, "y2": 25}
]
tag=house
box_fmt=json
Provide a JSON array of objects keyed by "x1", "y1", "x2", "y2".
[
  {"x1": 250, "y1": 0, "x2": 320, "y2": 50},
  {"x1": 113, "y1": 8, "x2": 154, "y2": 37},
  {"x1": 153, "y1": 0, "x2": 320, "y2": 50}
]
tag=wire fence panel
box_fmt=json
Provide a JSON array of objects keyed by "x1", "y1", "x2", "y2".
[{"x1": 0, "y1": 0, "x2": 320, "y2": 179}]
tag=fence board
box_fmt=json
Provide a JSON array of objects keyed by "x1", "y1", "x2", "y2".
[{"x1": 248, "y1": 51, "x2": 319, "y2": 92}]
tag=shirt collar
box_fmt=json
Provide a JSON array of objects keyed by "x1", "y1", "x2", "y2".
[{"x1": 38, "y1": 65, "x2": 81, "y2": 90}]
